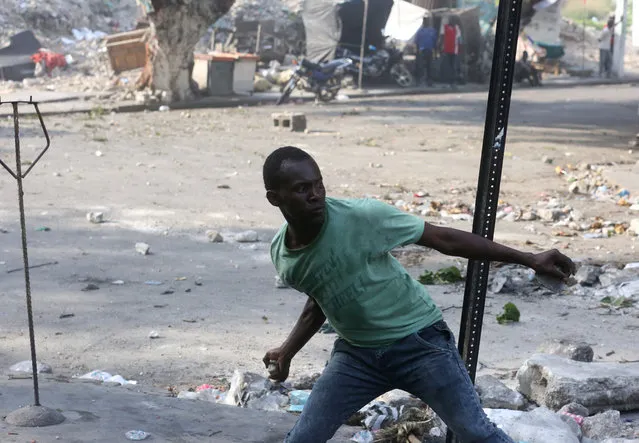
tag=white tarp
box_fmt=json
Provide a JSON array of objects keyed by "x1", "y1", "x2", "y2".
[{"x1": 384, "y1": 0, "x2": 427, "y2": 42}]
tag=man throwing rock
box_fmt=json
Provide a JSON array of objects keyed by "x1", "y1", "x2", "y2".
[{"x1": 262, "y1": 146, "x2": 575, "y2": 443}]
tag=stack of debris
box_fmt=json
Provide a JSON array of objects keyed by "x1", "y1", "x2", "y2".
[
  {"x1": 559, "y1": 18, "x2": 601, "y2": 74},
  {"x1": 203, "y1": 0, "x2": 305, "y2": 62},
  {"x1": 0, "y1": 0, "x2": 138, "y2": 93},
  {"x1": 0, "y1": 0, "x2": 136, "y2": 42},
  {"x1": 176, "y1": 349, "x2": 639, "y2": 442}
]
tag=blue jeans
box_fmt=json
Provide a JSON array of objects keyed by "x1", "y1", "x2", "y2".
[{"x1": 284, "y1": 320, "x2": 514, "y2": 443}]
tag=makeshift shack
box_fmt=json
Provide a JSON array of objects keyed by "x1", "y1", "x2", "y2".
[
  {"x1": 302, "y1": 0, "x2": 483, "y2": 82},
  {"x1": 0, "y1": 30, "x2": 41, "y2": 81},
  {"x1": 302, "y1": 0, "x2": 394, "y2": 62}
]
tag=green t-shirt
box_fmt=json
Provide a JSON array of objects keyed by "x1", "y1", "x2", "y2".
[{"x1": 270, "y1": 197, "x2": 442, "y2": 348}]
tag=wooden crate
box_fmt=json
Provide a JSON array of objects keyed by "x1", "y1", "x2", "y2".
[{"x1": 105, "y1": 29, "x2": 149, "y2": 74}]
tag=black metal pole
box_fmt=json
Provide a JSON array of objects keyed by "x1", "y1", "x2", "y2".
[
  {"x1": 446, "y1": 0, "x2": 523, "y2": 440},
  {"x1": 12, "y1": 102, "x2": 41, "y2": 406}
]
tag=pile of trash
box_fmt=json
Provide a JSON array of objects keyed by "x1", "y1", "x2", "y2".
[
  {"x1": 205, "y1": 0, "x2": 305, "y2": 60},
  {"x1": 253, "y1": 60, "x2": 297, "y2": 92},
  {"x1": 554, "y1": 161, "x2": 637, "y2": 205},
  {"x1": 221, "y1": 0, "x2": 303, "y2": 25},
  {"x1": 0, "y1": 0, "x2": 138, "y2": 94},
  {"x1": 177, "y1": 362, "x2": 639, "y2": 443},
  {"x1": 377, "y1": 191, "x2": 475, "y2": 222},
  {"x1": 376, "y1": 181, "x2": 637, "y2": 240},
  {"x1": 0, "y1": 0, "x2": 136, "y2": 42},
  {"x1": 176, "y1": 371, "x2": 446, "y2": 442},
  {"x1": 176, "y1": 370, "x2": 315, "y2": 413},
  {"x1": 496, "y1": 195, "x2": 636, "y2": 239}
]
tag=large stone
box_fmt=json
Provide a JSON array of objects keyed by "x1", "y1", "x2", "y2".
[
  {"x1": 517, "y1": 354, "x2": 639, "y2": 413},
  {"x1": 235, "y1": 230, "x2": 259, "y2": 243},
  {"x1": 206, "y1": 230, "x2": 223, "y2": 243},
  {"x1": 538, "y1": 339, "x2": 594, "y2": 362},
  {"x1": 538, "y1": 208, "x2": 562, "y2": 222},
  {"x1": 630, "y1": 219, "x2": 639, "y2": 236},
  {"x1": 475, "y1": 375, "x2": 526, "y2": 410},
  {"x1": 582, "y1": 410, "x2": 623, "y2": 440},
  {"x1": 575, "y1": 265, "x2": 602, "y2": 286},
  {"x1": 484, "y1": 407, "x2": 580, "y2": 443},
  {"x1": 5, "y1": 405, "x2": 65, "y2": 427}
]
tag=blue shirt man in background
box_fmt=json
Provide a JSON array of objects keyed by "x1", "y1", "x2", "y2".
[{"x1": 414, "y1": 14, "x2": 437, "y2": 86}]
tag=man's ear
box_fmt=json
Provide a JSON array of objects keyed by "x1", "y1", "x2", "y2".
[{"x1": 266, "y1": 190, "x2": 280, "y2": 207}]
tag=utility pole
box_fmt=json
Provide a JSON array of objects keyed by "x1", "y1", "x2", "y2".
[
  {"x1": 633, "y1": 0, "x2": 639, "y2": 49},
  {"x1": 612, "y1": 0, "x2": 627, "y2": 77},
  {"x1": 358, "y1": 0, "x2": 369, "y2": 90}
]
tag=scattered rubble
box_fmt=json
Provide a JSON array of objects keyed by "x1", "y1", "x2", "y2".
[
  {"x1": 486, "y1": 262, "x2": 639, "y2": 307},
  {"x1": 9, "y1": 360, "x2": 52, "y2": 374},
  {"x1": 172, "y1": 354, "x2": 639, "y2": 442}
]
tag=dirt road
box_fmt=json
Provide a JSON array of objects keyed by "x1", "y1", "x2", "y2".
[{"x1": 1, "y1": 84, "x2": 638, "y2": 390}]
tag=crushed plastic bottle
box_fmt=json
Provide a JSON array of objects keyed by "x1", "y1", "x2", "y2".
[
  {"x1": 125, "y1": 430, "x2": 150, "y2": 440},
  {"x1": 351, "y1": 430, "x2": 373, "y2": 443}
]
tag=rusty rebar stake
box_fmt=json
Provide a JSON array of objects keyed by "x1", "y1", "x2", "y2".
[{"x1": 0, "y1": 96, "x2": 51, "y2": 406}]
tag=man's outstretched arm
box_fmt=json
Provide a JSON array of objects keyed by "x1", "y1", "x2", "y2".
[
  {"x1": 417, "y1": 222, "x2": 575, "y2": 280},
  {"x1": 263, "y1": 296, "x2": 326, "y2": 382}
]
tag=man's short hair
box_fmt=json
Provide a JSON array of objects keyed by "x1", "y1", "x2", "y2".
[{"x1": 263, "y1": 146, "x2": 314, "y2": 190}]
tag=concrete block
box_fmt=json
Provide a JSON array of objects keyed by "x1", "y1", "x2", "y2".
[
  {"x1": 517, "y1": 354, "x2": 639, "y2": 413},
  {"x1": 272, "y1": 112, "x2": 306, "y2": 132},
  {"x1": 484, "y1": 407, "x2": 580, "y2": 443}
]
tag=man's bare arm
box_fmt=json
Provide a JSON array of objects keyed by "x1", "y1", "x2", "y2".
[
  {"x1": 416, "y1": 222, "x2": 575, "y2": 280},
  {"x1": 279, "y1": 296, "x2": 326, "y2": 360},
  {"x1": 263, "y1": 296, "x2": 326, "y2": 381}
]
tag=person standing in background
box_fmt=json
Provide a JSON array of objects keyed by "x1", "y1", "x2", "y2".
[
  {"x1": 414, "y1": 14, "x2": 437, "y2": 86},
  {"x1": 440, "y1": 15, "x2": 462, "y2": 89},
  {"x1": 599, "y1": 17, "x2": 613, "y2": 78}
]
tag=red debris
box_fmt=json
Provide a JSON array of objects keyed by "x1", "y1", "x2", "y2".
[{"x1": 31, "y1": 49, "x2": 67, "y2": 76}]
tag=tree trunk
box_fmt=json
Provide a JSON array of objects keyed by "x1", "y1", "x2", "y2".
[{"x1": 140, "y1": 0, "x2": 235, "y2": 102}]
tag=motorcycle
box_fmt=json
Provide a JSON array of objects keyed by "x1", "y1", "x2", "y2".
[
  {"x1": 338, "y1": 43, "x2": 413, "y2": 88},
  {"x1": 276, "y1": 57, "x2": 353, "y2": 105}
]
